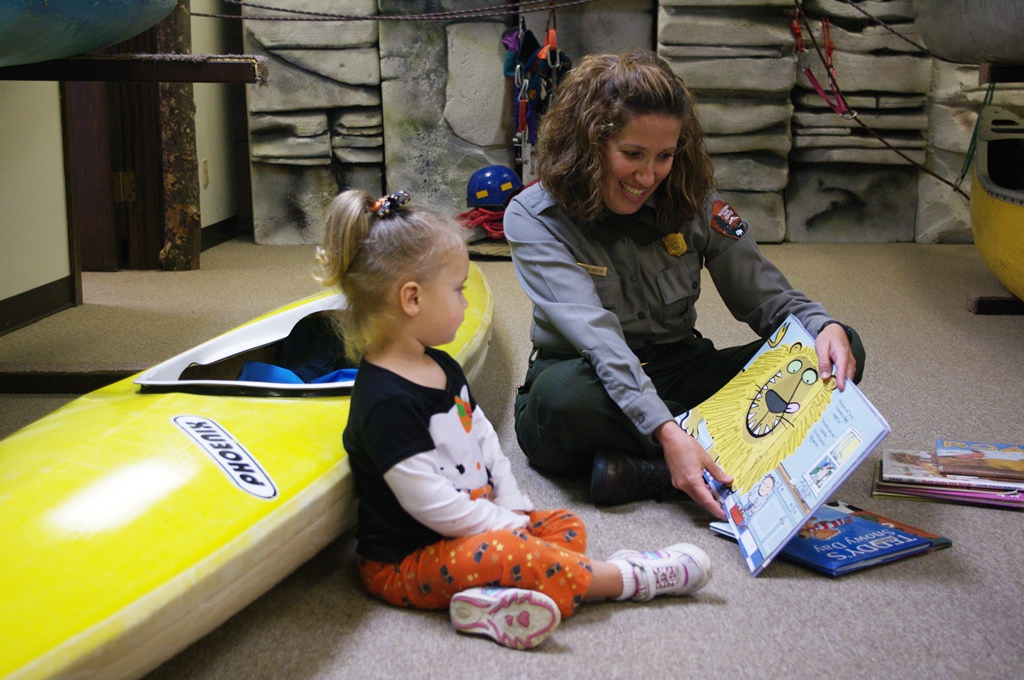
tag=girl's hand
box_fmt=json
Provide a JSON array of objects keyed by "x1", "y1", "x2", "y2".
[{"x1": 655, "y1": 421, "x2": 730, "y2": 520}]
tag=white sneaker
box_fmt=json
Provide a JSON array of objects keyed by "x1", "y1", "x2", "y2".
[
  {"x1": 450, "y1": 587, "x2": 560, "y2": 650},
  {"x1": 609, "y1": 543, "x2": 712, "y2": 601}
]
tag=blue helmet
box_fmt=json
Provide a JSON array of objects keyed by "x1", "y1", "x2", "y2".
[{"x1": 466, "y1": 165, "x2": 523, "y2": 208}]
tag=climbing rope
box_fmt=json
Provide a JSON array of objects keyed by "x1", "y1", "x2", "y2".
[
  {"x1": 456, "y1": 207, "x2": 507, "y2": 240},
  {"x1": 192, "y1": 0, "x2": 599, "y2": 22}
]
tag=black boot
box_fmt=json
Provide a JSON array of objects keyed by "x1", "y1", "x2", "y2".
[{"x1": 590, "y1": 451, "x2": 682, "y2": 506}]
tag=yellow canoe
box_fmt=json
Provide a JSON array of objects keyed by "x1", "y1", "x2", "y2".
[
  {"x1": 0, "y1": 263, "x2": 493, "y2": 680},
  {"x1": 972, "y1": 106, "x2": 1024, "y2": 302}
]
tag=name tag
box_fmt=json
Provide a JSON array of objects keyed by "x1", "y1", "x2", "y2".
[{"x1": 577, "y1": 262, "x2": 608, "y2": 277}]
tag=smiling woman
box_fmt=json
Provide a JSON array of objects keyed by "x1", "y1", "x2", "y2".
[
  {"x1": 504, "y1": 49, "x2": 866, "y2": 514},
  {"x1": 0, "y1": 0, "x2": 177, "y2": 67}
]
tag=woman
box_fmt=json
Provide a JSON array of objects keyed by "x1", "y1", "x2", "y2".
[{"x1": 504, "y1": 50, "x2": 864, "y2": 520}]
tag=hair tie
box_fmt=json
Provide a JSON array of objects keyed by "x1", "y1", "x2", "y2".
[{"x1": 371, "y1": 190, "x2": 410, "y2": 218}]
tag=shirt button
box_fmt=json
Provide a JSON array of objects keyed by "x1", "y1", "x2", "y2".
[
  {"x1": 638, "y1": 415, "x2": 645, "y2": 423},
  {"x1": 621, "y1": 237, "x2": 629, "y2": 244},
  {"x1": 629, "y1": 274, "x2": 637, "y2": 282},
  {"x1": 638, "y1": 311, "x2": 646, "y2": 320},
  {"x1": 692, "y1": 282, "x2": 698, "y2": 289}
]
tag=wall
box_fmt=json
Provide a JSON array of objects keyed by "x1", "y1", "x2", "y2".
[
  {"x1": 241, "y1": 0, "x2": 657, "y2": 244},
  {"x1": 1, "y1": 6, "x2": 244, "y2": 326},
  {"x1": 0, "y1": 81, "x2": 70, "y2": 300},
  {"x1": 191, "y1": 0, "x2": 242, "y2": 228}
]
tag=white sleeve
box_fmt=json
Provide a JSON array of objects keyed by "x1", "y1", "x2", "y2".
[
  {"x1": 384, "y1": 451, "x2": 530, "y2": 538},
  {"x1": 473, "y1": 405, "x2": 534, "y2": 512}
]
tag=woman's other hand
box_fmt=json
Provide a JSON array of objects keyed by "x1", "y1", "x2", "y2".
[{"x1": 816, "y1": 322, "x2": 856, "y2": 391}]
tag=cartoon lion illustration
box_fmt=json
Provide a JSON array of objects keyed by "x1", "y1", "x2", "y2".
[{"x1": 678, "y1": 339, "x2": 835, "y2": 495}]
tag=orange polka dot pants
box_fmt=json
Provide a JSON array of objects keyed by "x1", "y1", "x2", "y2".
[{"x1": 358, "y1": 509, "x2": 592, "y2": 619}]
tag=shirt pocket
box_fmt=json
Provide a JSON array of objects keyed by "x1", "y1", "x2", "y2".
[
  {"x1": 590, "y1": 272, "x2": 622, "y2": 311},
  {"x1": 655, "y1": 263, "x2": 700, "y2": 327}
]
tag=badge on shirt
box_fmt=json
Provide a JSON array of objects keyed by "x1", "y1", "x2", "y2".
[
  {"x1": 662, "y1": 232, "x2": 687, "y2": 256},
  {"x1": 711, "y1": 200, "x2": 747, "y2": 239}
]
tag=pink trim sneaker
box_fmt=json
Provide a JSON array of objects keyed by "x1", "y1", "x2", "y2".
[
  {"x1": 609, "y1": 543, "x2": 712, "y2": 601},
  {"x1": 450, "y1": 587, "x2": 560, "y2": 650}
]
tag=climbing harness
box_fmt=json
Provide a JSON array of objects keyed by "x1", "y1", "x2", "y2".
[{"x1": 503, "y1": 7, "x2": 572, "y2": 178}]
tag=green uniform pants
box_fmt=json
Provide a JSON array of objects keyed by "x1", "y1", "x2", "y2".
[{"x1": 514, "y1": 329, "x2": 865, "y2": 479}]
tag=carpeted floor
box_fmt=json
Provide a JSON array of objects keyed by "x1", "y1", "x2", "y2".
[{"x1": 2, "y1": 237, "x2": 1023, "y2": 679}]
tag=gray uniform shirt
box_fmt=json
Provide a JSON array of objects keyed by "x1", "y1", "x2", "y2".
[{"x1": 504, "y1": 183, "x2": 834, "y2": 438}]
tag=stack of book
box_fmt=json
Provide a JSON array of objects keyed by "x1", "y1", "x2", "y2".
[{"x1": 872, "y1": 440, "x2": 1024, "y2": 509}]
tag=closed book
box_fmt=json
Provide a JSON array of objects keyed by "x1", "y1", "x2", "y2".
[
  {"x1": 712, "y1": 504, "x2": 934, "y2": 576},
  {"x1": 934, "y1": 439, "x2": 1024, "y2": 483}
]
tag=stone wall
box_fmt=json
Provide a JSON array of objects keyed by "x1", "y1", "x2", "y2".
[
  {"x1": 243, "y1": 0, "x2": 383, "y2": 245},
  {"x1": 660, "y1": 0, "x2": 1022, "y2": 243},
  {"x1": 243, "y1": 0, "x2": 1022, "y2": 245},
  {"x1": 243, "y1": 0, "x2": 655, "y2": 244},
  {"x1": 378, "y1": 1, "x2": 516, "y2": 221}
]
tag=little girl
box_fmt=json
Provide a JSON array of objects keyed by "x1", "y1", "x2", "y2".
[{"x1": 316, "y1": 189, "x2": 713, "y2": 650}]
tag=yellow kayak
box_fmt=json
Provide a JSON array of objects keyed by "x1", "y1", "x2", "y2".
[
  {"x1": 971, "y1": 106, "x2": 1024, "y2": 302},
  {"x1": 0, "y1": 263, "x2": 493, "y2": 680}
]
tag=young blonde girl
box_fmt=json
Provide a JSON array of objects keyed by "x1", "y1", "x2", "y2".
[{"x1": 316, "y1": 189, "x2": 712, "y2": 650}]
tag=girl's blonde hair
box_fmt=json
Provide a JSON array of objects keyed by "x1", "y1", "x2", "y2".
[
  {"x1": 534, "y1": 49, "x2": 715, "y2": 226},
  {"x1": 315, "y1": 189, "x2": 467, "y2": 362}
]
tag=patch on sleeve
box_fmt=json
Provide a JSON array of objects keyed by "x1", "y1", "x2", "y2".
[{"x1": 711, "y1": 200, "x2": 747, "y2": 239}]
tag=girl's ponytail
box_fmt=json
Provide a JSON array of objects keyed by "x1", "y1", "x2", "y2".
[{"x1": 315, "y1": 189, "x2": 376, "y2": 288}]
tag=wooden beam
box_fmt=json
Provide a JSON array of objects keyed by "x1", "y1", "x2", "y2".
[
  {"x1": 155, "y1": 0, "x2": 201, "y2": 272},
  {"x1": 0, "y1": 54, "x2": 267, "y2": 84}
]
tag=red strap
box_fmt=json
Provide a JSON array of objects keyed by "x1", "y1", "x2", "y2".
[
  {"x1": 822, "y1": 17, "x2": 834, "y2": 69},
  {"x1": 802, "y1": 66, "x2": 848, "y2": 116},
  {"x1": 788, "y1": 11, "x2": 804, "y2": 51}
]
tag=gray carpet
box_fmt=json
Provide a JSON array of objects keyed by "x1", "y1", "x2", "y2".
[{"x1": 2, "y1": 238, "x2": 1023, "y2": 679}]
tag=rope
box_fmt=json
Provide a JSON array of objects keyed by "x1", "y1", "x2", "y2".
[
  {"x1": 956, "y1": 81, "x2": 997, "y2": 193},
  {"x1": 193, "y1": 0, "x2": 599, "y2": 22},
  {"x1": 456, "y1": 207, "x2": 507, "y2": 240},
  {"x1": 789, "y1": 0, "x2": 970, "y2": 201}
]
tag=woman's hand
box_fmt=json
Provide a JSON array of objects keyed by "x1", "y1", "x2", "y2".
[
  {"x1": 655, "y1": 421, "x2": 731, "y2": 520},
  {"x1": 816, "y1": 322, "x2": 856, "y2": 391}
]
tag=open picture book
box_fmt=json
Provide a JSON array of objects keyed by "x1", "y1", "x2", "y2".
[{"x1": 675, "y1": 315, "x2": 891, "y2": 576}]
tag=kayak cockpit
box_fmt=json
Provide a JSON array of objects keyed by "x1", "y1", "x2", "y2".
[{"x1": 135, "y1": 293, "x2": 356, "y2": 398}]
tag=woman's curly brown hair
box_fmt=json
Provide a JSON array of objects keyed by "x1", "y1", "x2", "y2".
[{"x1": 533, "y1": 50, "x2": 715, "y2": 226}]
